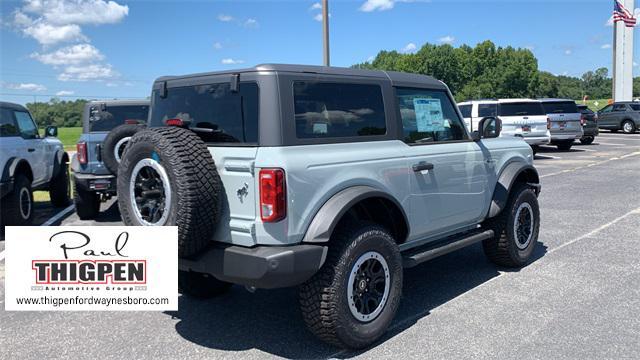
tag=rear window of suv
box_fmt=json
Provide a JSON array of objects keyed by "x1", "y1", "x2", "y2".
[
  {"x1": 499, "y1": 102, "x2": 544, "y2": 116},
  {"x1": 458, "y1": 104, "x2": 472, "y2": 118},
  {"x1": 149, "y1": 82, "x2": 259, "y2": 144},
  {"x1": 541, "y1": 101, "x2": 578, "y2": 114},
  {"x1": 630, "y1": 104, "x2": 640, "y2": 111},
  {"x1": 293, "y1": 82, "x2": 386, "y2": 139},
  {"x1": 90, "y1": 105, "x2": 149, "y2": 132}
]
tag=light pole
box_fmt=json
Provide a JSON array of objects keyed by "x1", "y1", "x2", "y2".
[{"x1": 322, "y1": 0, "x2": 330, "y2": 66}]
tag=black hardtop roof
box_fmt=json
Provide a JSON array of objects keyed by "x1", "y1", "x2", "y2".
[
  {"x1": 154, "y1": 63, "x2": 446, "y2": 89},
  {"x1": 0, "y1": 101, "x2": 29, "y2": 112}
]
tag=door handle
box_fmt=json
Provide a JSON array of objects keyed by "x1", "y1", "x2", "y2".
[
  {"x1": 412, "y1": 162, "x2": 434, "y2": 172},
  {"x1": 28, "y1": 148, "x2": 36, "y2": 152}
]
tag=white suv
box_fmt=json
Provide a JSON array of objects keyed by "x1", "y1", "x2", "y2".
[
  {"x1": 458, "y1": 99, "x2": 550, "y2": 152},
  {"x1": 0, "y1": 101, "x2": 70, "y2": 226}
]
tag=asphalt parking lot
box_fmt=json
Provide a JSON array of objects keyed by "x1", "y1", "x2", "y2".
[{"x1": 1, "y1": 131, "x2": 639, "y2": 359}]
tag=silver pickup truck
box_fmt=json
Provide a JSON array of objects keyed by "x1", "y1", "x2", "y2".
[
  {"x1": 540, "y1": 98, "x2": 583, "y2": 151},
  {"x1": 111, "y1": 64, "x2": 542, "y2": 349}
]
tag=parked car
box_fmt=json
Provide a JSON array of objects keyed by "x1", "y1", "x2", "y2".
[
  {"x1": 597, "y1": 102, "x2": 640, "y2": 134},
  {"x1": 540, "y1": 99, "x2": 583, "y2": 151},
  {"x1": 71, "y1": 100, "x2": 149, "y2": 219},
  {"x1": 576, "y1": 104, "x2": 599, "y2": 144},
  {"x1": 458, "y1": 99, "x2": 550, "y2": 153},
  {"x1": 0, "y1": 101, "x2": 70, "y2": 225},
  {"x1": 114, "y1": 64, "x2": 541, "y2": 349}
]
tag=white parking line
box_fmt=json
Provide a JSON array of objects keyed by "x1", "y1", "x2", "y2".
[
  {"x1": 535, "y1": 154, "x2": 561, "y2": 160},
  {"x1": 539, "y1": 151, "x2": 640, "y2": 178},
  {"x1": 40, "y1": 204, "x2": 75, "y2": 226},
  {"x1": 596, "y1": 142, "x2": 628, "y2": 146},
  {"x1": 0, "y1": 250, "x2": 5, "y2": 262}
]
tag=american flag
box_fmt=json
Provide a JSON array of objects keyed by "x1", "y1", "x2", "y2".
[{"x1": 613, "y1": 0, "x2": 637, "y2": 27}]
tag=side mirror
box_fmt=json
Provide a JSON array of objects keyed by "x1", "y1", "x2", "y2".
[
  {"x1": 45, "y1": 125, "x2": 58, "y2": 137},
  {"x1": 475, "y1": 117, "x2": 501, "y2": 140}
]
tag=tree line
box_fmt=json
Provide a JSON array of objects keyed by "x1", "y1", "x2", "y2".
[
  {"x1": 22, "y1": 40, "x2": 640, "y2": 128},
  {"x1": 354, "y1": 40, "x2": 639, "y2": 102}
]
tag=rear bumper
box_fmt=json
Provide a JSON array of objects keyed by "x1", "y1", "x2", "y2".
[
  {"x1": 550, "y1": 131, "x2": 583, "y2": 141},
  {"x1": 73, "y1": 173, "x2": 116, "y2": 193},
  {"x1": 522, "y1": 136, "x2": 551, "y2": 146},
  {"x1": 179, "y1": 244, "x2": 328, "y2": 289},
  {"x1": 0, "y1": 179, "x2": 14, "y2": 198}
]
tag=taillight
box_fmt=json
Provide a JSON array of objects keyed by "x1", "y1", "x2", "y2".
[
  {"x1": 546, "y1": 117, "x2": 551, "y2": 130},
  {"x1": 165, "y1": 118, "x2": 184, "y2": 127},
  {"x1": 259, "y1": 168, "x2": 286, "y2": 222},
  {"x1": 124, "y1": 119, "x2": 138, "y2": 125},
  {"x1": 77, "y1": 142, "x2": 88, "y2": 165}
]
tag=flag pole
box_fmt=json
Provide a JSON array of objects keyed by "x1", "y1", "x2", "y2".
[{"x1": 612, "y1": 15, "x2": 617, "y2": 101}]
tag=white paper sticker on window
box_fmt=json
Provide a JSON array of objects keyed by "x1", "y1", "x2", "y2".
[{"x1": 413, "y1": 98, "x2": 444, "y2": 132}]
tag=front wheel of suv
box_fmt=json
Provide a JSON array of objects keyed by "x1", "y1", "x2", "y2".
[
  {"x1": 299, "y1": 222, "x2": 403, "y2": 349},
  {"x1": 482, "y1": 184, "x2": 540, "y2": 267},
  {"x1": 1, "y1": 174, "x2": 33, "y2": 226}
]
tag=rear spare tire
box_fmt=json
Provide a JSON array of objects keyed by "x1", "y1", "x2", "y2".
[
  {"x1": 117, "y1": 127, "x2": 222, "y2": 258},
  {"x1": 102, "y1": 124, "x2": 145, "y2": 174}
]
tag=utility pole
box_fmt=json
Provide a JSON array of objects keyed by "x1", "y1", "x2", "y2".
[{"x1": 322, "y1": 0, "x2": 330, "y2": 66}]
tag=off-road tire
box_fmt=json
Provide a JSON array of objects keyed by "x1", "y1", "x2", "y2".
[
  {"x1": 622, "y1": 120, "x2": 636, "y2": 134},
  {"x1": 579, "y1": 136, "x2": 594, "y2": 145},
  {"x1": 178, "y1": 270, "x2": 233, "y2": 298},
  {"x1": 102, "y1": 124, "x2": 145, "y2": 174},
  {"x1": 49, "y1": 162, "x2": 70, "y2": 207},
  {"x1": 117, "y1": 127, "x2": 222, "y2": 258},
  {"x1": 482, "y1": 184, "x2": 540, "y2": 267},
  {"x1": 1, "y1": 174, "x2": 34, "y2": 226},
  {"x1": 299, "y1": 222, "x2": 403, "y2": 349},
  {"x1": 74, "y1": 182, "x2": 100, "y2": 220},
  {"x1": 556, "y1": 141, "x2": 573, "y2": 151}
]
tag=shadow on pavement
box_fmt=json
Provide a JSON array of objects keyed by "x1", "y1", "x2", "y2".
[{"x1": 169, "y1": 242, "x2": 548, "y2": 359}]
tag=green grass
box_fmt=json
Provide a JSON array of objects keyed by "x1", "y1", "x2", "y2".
[
  {"x1": 41, "y1": 127, "x2": 82, "y2": 151},
  {"x1": 575, "y1": 99, "x2": 610, "y2": 112}
]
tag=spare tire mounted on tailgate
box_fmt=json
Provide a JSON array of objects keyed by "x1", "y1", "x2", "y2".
[
  {"x1": 117, "y1": 127, "x2": 222, "y2": 257},
  {"x1": 102, "y1": 124, "x2": 145, "y2": 174}
]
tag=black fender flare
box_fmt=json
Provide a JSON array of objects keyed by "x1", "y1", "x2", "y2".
[
  {"x1": 2, "y1": 157, "x2": 33, "y2": 183},
  {"x1": 51, "y1": 150, "x2": 69, "y2": 179},
  {"x1": 302, "y1": 185, "x2": 409, "y2": 244},
  {"x1": 487, "y1": 161, "x2": 540, "y2": 219}
]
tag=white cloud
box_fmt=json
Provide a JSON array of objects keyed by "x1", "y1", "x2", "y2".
[
  {"x1": 6, "y1": 82, "x2": 47, "y2": 91},
  {"x1": 313, "y1": 13, "x2": 332, "y2": 21},
  {"x1": 564, "y1": 49, "x2": 572, "y2": 55},
  {"x1": 22, "y1": 22, "x2": 86, "y2": 45},
  {"x1": 634, "y1": 62, "x2": 638, "y2": 67},
  {"x1": 244, "y1": 18, "x2": 259, "y2": 28},
  {"x1": 56, "y1": 90, "x2": 74, "y2": 96},
  {"x1": 360, "y1": 0, "x2": 395, "y2": 12},
  {"x1": 310, "y1": 2, "x2": 322, "y2": 11},
  {"x1": 213, "y1": 41, "x2": 223, "y2": 50},
  {"x1": 525, "y1": 45, "x2": 535, "y2": 51},
  {"x1": 58, "y1": 63, "x2": 118, "y2": 81},
  {"x1": 401, "y1": 42, "x2": 417, "y2": 53},
  {"x1": 601, "y1": 44, "x2": 611, "y2": 49},
  {"x1": 23, "y1": 0, "x2": 128, "y2": 26},
  {"x1": 217, "y1": 14, "x2": 234, "y2": 22},
  {"x1": 31, "y1": 43, "x2": 104, "y2": 65},
  {"x1": 221, "y1": 58, "x2": 245, "y2": 65},
  {"x1": 438, "y1": 35, "x2": 455, "y2": 44},
  {"x1": 367, "y1": 55, "x2": 375, "y2": 62}
]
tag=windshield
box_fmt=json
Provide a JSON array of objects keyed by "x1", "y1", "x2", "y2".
[
  {"x1": 499, "y1": 102, "x2": 544, "y2": 116},
  {"x1": 149, "y1": 82, "x2": 258, "y2": 144},
  {"x1": 541, "y1": 101, "x2": 578, "y2": 114},
  {"x1": 90, "y1": 105, "x2": 149, "y2": 132}
]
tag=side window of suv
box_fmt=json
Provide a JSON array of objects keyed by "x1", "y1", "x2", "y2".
[
  {"x1": 396, "y1": 87, "x2": 467, "y2": 144},
  {"x1": 293, "y1": 82, "x2": 386, "y2": 139},
  {"x1": 478, "y1": 103, "x2": 498, "y2": 117},
  {"x1": 0, "y1": 108, "x2": 20, "y2": 137},
  {"x1": 14, "y1": 111, "x2": 39, "y2": 139},
  {"x1": 613, "y1": 104, "x2": 627, "y2": 112},
  {"x1": 599, "y1": 105, "x2": 613, "y2": 113}
]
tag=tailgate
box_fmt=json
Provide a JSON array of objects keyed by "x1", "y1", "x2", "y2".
[{"x1": 548, "y1": 113, "x2": 581, "y2": 132}]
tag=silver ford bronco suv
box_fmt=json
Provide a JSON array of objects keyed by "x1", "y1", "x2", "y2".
[{"x1": 115, "y1": 64, "x2": 541, "y2": 349}]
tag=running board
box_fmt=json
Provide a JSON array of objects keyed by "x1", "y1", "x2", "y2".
[{"x1": 402, "y1": 230, "x2": 494, "y2": 268}]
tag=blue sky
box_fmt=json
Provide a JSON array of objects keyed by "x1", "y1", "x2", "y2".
[{"x1": 1, "y1": 0, "x2": 638, "y2": 105}]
